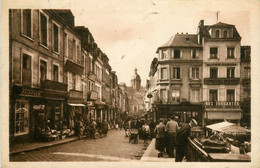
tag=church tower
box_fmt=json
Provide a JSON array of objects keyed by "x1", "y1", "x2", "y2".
[{"x1": 131, "y1": 68, "x2": 141, "y2": 91}]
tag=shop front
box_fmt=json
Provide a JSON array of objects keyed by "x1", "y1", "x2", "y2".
[
  {"x1": 10, "y1": 85, "x2": 43, "y2": 143},
  {"x1": 203, "y1": 101, "x2": 242, "y2": 126},
  {"x1": 67, "y1": 90, "x2": 85, "y2": 130},
  {"x1": 154, "y1": 103, "x2": 203, "y2": 125},
  {"x1": 10, "y1": 81, "x2": 67, "y2": 143}
]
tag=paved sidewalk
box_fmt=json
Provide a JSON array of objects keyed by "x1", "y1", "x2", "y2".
[
  {"x1": 10, "y1": 136, "x2": 80, "y2": 155},
  {"x1": 141, "y1": 138, "x2": 175, "y2": 162}
]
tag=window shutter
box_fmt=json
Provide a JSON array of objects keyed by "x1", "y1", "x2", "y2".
[
  {"x1": 199, "y1": 67, "x2": 201, "y2": 79},
  {"x1": 196, "y1": 50, "x2": 199, "y2": 58},
  {"x1": 190, "y1": 49, "x2": 193, "y2": 58},
  {"x1": 189, "y1": 67, "x2": 191, "y2": 79},
  {"x1": 180, "y1": 67, "x2": 182, "y2": 79},
  {"x1": 180, "y1": 50, "x2": 182, "y2": 58}
]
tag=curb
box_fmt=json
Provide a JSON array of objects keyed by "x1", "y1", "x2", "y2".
[{"x1": 10, "y1": 137, "x2": 80, "y2": 156}]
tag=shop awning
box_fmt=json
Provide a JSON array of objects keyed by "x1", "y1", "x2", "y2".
[{"x1": 68, "y1": 103, "x2": 86, "y2": 107}]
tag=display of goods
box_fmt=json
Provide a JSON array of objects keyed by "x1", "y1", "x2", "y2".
[{"x1": 200, "y1": 138, "x2": 228, "y2": 147}]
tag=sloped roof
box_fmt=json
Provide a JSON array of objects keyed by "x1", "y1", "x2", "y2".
[
  {"x1": 210, "y1": 22, "x2": 234, "y2": 27},
  {"x1": 207, "y1": 22, "x2": 241, "y2": 38},
  {"x1": 157, "y1": 34, "x2": 201, "y2": 52}
]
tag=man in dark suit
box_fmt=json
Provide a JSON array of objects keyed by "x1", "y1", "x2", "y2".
[{"x1": 175, "y1": 119, "x2": 197, "y2": 162}]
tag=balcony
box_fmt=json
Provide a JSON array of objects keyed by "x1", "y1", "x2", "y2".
[
  {"x1": 204, "y1": 101, "x2": 240, "y2": 108},
  {"x1": 69, "y1": 90, "x2": 83, "y2": 99},
  {"x1": 204, "y1": 78, "x2": 240, "y2": 85},
  {"x1": 41, "y1": 80, "x2": 67, "y2": 93}
]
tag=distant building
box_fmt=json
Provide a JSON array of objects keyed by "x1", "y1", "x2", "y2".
[{"x1": 127, "y1": 69, "x2": 146, "y2": 117}]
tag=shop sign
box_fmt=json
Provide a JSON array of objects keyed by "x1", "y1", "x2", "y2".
[
  {"x1": 87, "y1": 101, "x2": 94, "y2": 106},
  {"x1": 21, "y1": 89, "x2": 42, "y2": 97},
  {"x1": 90, "y1": 91, "x2": 98, "y2": 100},
  {"x1": 147, "y1": 94, "x2": 153, "y2": 98}
]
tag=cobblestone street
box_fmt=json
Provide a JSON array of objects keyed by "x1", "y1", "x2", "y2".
[{"x1": 10, "y1": 129, "x2": 149, "y2": 161}]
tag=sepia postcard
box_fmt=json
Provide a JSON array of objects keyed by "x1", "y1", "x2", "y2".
[{"x1": 1, "y1": 0, "x2": 260, "y2": 168}]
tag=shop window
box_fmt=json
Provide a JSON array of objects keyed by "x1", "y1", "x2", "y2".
[
  {"x1": 226, "y1": 89, "x2": 235, "y2": 102},
  {"x1": 22, "y1": 9, "x2": 32, "y2": 38},
  {"x1": 209, "y1": 89, "x2": 218, "y2": 102},
  {"x1": 53, "y1": 23, "x2": 59, "y2": 53},
  {"x1": 160, "y1": 67, "x2": 167, "y2": 79},
  {"x1": 54, "y1": 104, "x2": 61, "y2": 123},
  {"x1": 191, "y1": 89, "x2": 200, "y2": 102},
  {"x1": 53, "y1": 65, "x2": 59, "y2": 82},
  {"x1": 40, "y1": 12, "x2": 48, "y2": 47},
  {"x1": 172, "y1": 89, "x2": 180, "y2": 102},
  {"x1": 210, "y1": 47, "x2": 218, "y2": 59},
  {"x1": 210, "y1": 67, "x2": 218, "y2": 78},
  {"x1": 227, "y1": 67, "x2": 235, "y2": 78},
  {"x1": 227, "y1": 47, "x2": 235, "y2": 58},
  {"x1": 191, "y1": 67, "x2": 200, "y2": 79},
  {"x1": 15, "y1": 100, "x2": 29, "y2": 135},
  {"x1": 40, "y1": 60, "x2": 47, "y2": 83},
  {"x1": 172, "y1": 67, "x2": 181, "y2": 79},
  {"x1": 174, "y1": 49, "x2": 181, "y2": 58}
]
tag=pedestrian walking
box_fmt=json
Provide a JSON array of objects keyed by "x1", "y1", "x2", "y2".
[
  {"x1": 142, "y1": 121, "x2": 150, "y2": 144},
  {"x1": 154, "y1": 118, "x2": 166, "y2": 157},
  {"x1": 165, "y1": 115, "x2": 179, "y2": 158},
  {"x1": 90, "y1": 118, "x2": 97, "y2": 140},
  {"x1": 175, "y1": 119, "x2": 197, "y2": 162},
  {"x1": 101, "y1": 119, "x2": 109, "y2": 136}
]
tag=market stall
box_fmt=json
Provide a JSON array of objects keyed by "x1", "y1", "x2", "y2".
[{"x1": 186, "y1": 121, "x2": 251, "y2": 162}]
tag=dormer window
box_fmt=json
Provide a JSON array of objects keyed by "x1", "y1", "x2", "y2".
[
  {"x1": 161, "y1": 49, "x2": 167, "y2": 59},
  {"x1": 224, "y1": 30, "x2": 228, "y2": 38},
  {"x1": 216, "y1": 30, "x2": 220, "y2": 38}
]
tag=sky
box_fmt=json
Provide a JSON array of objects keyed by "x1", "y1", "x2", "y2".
[
  {"x1": 68, "y1": 1, "x2": 252, "y2": 86},
  {"x1": 4, "y1": 0, "x2": 253, "y2": 86}
]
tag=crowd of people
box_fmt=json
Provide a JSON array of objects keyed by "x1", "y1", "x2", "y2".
[{"x1": 154, "y1": 116, "x2": 197, "y2": 162}]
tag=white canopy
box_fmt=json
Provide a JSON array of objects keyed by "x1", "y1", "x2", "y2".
[{"x1": 206, "y1": 121, "x2": 250, "y2": 134}]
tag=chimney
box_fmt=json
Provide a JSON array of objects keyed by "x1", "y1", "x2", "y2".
[
  {"x1": 181, "y1": 32, "x2": 183, "y2": 34},
  {"x1": 200, "y1": 20, "x2": 204, "y2": 27},
  {"x1": 186, "y1": 32, "x2": 188, "y2": 34}
]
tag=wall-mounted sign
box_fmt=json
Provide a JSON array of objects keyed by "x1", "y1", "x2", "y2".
[
  {"x1": 87, "y1": 101, "x2": 94, "y2": 106},
  {"x1": 147, "y1": 94, "x2": 153, "y2": 98},
  {"x1": 20, "y1": 89, "x2": 42, "y2": 97},
  {"x1": 90, "y1": 91, "x2": 98, "y2": 100}
]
